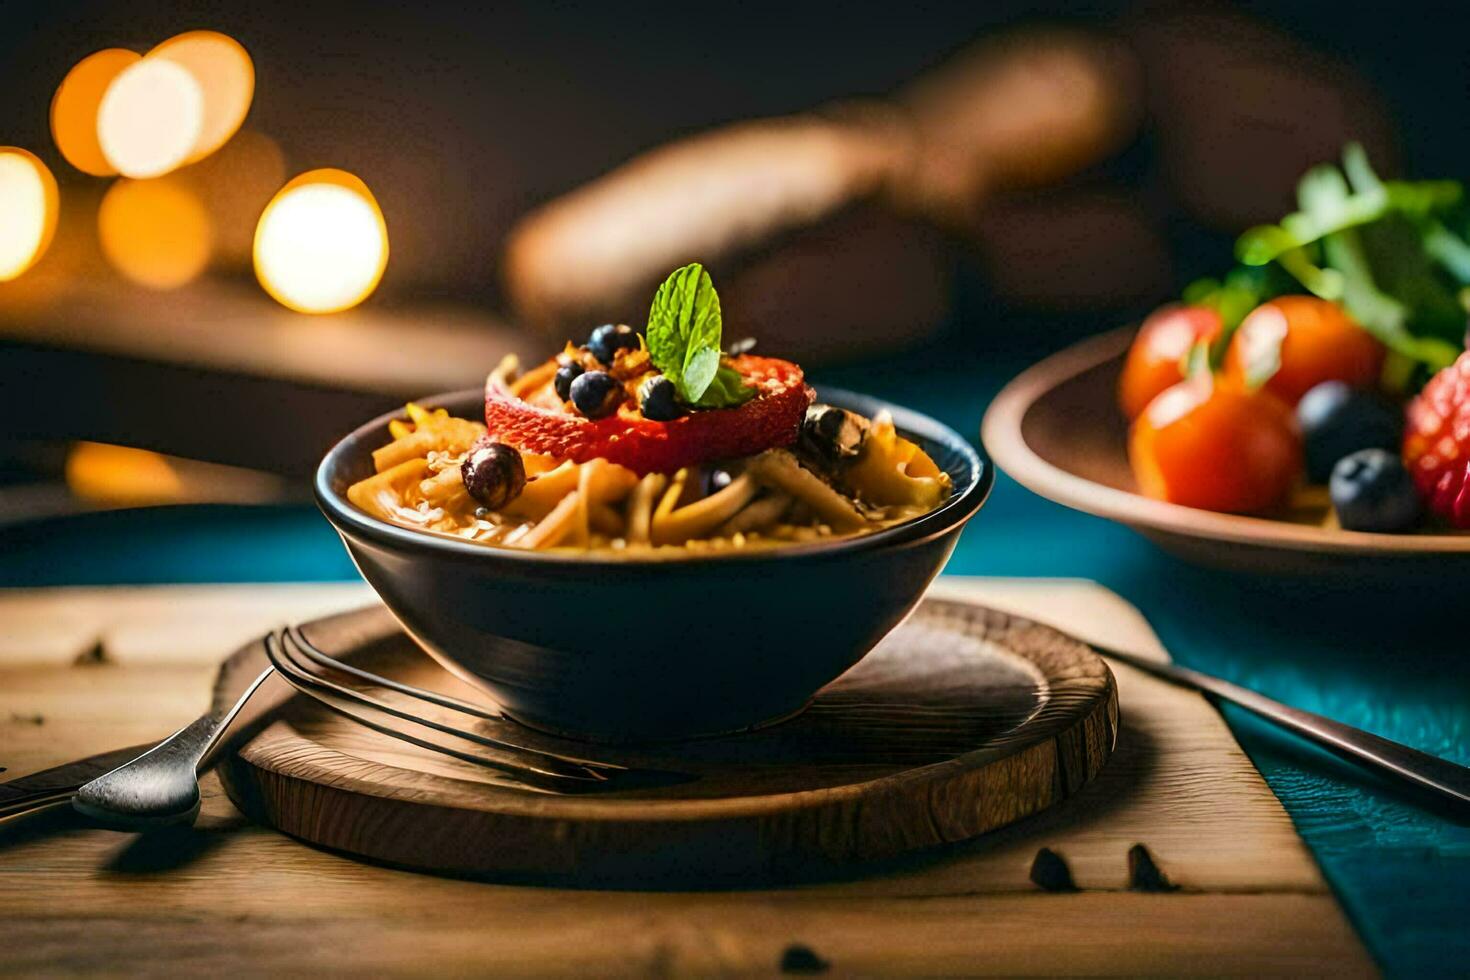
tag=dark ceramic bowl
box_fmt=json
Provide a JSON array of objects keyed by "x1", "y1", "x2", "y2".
[{"x1": 315, "y1": 386, "x2": 991, "y2": 742}]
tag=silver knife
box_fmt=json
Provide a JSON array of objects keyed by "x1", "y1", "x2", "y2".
[{"x1": 1097, "y1": 643, "x2": 1470, "y2": 814}]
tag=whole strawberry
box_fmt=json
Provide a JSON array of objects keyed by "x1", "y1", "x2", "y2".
[{"x1": 1403, "y1": 351, "x2": 1470, "y2": 528}]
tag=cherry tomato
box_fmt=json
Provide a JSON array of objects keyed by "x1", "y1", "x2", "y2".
[
  {"x1": 1223, "y1": 296, "x2": 1384, "y2": 405},
  {"x1": 1118, "y1": 305, "x2": 1223, "y2": 420},
  {"x1": 1129, "y1": 376, "x2": 1302, "y2": 514}
]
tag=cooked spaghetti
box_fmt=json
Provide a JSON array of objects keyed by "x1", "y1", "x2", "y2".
[{"x1": 346, "y1": 263, "x2": 951, "y2": 553}]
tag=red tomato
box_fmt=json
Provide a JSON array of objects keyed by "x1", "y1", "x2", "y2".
[
  {"x1": 1129, "y1": 376, "x2": 1302, "y2": 514},
  {"x1": 485, "y1": 354, "x2": 812, "y2": 476},
  {"x1": 1223, "y1": 296, "x2": 1384, "y2": 405},
  {"x1": 1119, "y1": 305, "x2": 1223, "y2": 420}
]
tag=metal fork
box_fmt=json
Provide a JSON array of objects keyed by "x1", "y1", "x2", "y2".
[
  {"x1": 262, "y1": 626, "x2": 628, "y2": 791},
  {"x1": 4, "y1": 625, "x2": 655, "y2": 830}
]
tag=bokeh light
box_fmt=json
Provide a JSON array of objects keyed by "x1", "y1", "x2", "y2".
[
  {"x1": 50, "y1": 48, "x2": 141, "y2": 176},
  {"x1": 148, "y1": 31, "x2": 254, "y2": 164},
  {"x1": 186, "y1": 129, "x2": 286, "y2": 264},
  {"x1": 97, "y1": 57, "x2": 203, "y2": 178},
  {"x1": 253, "y1": 169, "x2": 389, "y2": 313},
  {"x1": 66, "y1": 442, "x2": 184, "y2": 505},
  {"x1": 0, "y1": 148, "x2": 60, "y2": 282},
  {"x1": 98, "y1": 177, "x2": 212, "y2": 289}
]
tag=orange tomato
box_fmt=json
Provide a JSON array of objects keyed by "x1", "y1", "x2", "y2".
[
  {"x1": 1223, "y1": 296, "x2": 1384, "y2": 405},
  {"x1": 1119, "y1": 305, "x2": 1223, "y2": 419},
  {"x1": 1129, "y1": 376, "x2": 1302, "y2": 514}
]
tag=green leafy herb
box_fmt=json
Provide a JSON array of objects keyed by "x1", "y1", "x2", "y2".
[
  {"x1": 1235, "y1": 145, "x2": 1460, "y2": 269},
  {"x1": 1181, "y1": 339, "x2": 1213, "y2": 382},
  {"x1": 694, "y1": 364, "x2": 756, "y2": 408},
  {"x1": 1185, "y1": 265, "x2": 1294, "y2": 367},
  {"x1": 1212, "y1": 144, "x2": 1464, "y2": 382},
  {"x1": 645, "y1": 263, "x2": 755, "y2": 408},
  {"x1": 1234, "y1": 316, "x2": 1284, "y2": 392}
]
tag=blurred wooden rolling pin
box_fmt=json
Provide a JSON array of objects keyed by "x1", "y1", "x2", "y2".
[{"x1": 504, "y1": 29, "x2": 1143, "y2": 360}]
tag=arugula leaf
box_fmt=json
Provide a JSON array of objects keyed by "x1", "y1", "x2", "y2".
[
  {"x1": 1321, "y1": 228, "x2": 1459, "y2": 372},
  {"x1": 1358, "y1": 216, "x2": 1464, "y2": 342},
  {"x1": 645, "y1": 262, "x2": 756, "y2": 408},
  {"x1": 1236, "y1": 147, "x2": 1460, "y2": 269},
  {"x1": 1342, "y1": 142, "x2": 1383, "y2": 194},
  {"x1": 1421, "y1": 220, "x2": 1470, "y2": 284}
]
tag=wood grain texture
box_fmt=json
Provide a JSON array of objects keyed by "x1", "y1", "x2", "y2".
[
  {"x1": 0, "y1": 579, "x2": 1374, "y2": 976},
  {"x1": 212, "y1": 600, "x2": 1117, "y2": 878}
]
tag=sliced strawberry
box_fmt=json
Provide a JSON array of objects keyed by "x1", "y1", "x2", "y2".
[{"x1": 485, "y1": 354, "x2": 812, "y2": 475}]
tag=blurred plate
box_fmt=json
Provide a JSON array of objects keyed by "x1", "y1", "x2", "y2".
[{"x1": 981, "y1": 327, "x2": 1470, "y2": 578}]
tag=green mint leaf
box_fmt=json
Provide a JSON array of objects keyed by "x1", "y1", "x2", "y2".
[
  {"x1": 694, "y1": 364, "x2": 757, "y2": 408},
  {"x1": 683, "y1": 346, "x2": 720, "y2": 403},
  {"x1": 646, "y1": 263, "x2": 724, "y2": 403}
]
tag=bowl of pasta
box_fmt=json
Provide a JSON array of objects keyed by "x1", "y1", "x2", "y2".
[{"x1": 315, "y1": 265, "x2": 990, "y2": 741}]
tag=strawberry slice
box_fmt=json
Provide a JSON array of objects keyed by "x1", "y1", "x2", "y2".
[{"x1": 485, "y1": 354, "x2": 812, "y2": 475}]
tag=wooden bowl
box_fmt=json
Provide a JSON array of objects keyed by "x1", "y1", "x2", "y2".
[{"x1": 982, "y1": 327, "x2": 1470, "y2": 578}]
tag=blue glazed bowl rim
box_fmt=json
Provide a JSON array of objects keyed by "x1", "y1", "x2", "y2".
[{"x1": 316, "y1": 384, "x2": 991, "y2": 567}]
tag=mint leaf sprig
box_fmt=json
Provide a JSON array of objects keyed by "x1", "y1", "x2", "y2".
[{"x1": 645, "y1": 263, "x2": 756, "y2": 409}]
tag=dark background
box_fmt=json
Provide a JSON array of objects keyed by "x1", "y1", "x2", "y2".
[{"x1": 3, "y1": 0, "x2": 1466, "y2": 314}]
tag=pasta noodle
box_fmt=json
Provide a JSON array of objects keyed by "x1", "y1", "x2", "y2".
[{"x1": 348, "y1": 399, "x2": 951, "y2": 553}]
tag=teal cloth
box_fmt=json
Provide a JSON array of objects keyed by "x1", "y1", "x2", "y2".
[{"x1": 2, "y1": 338, "x2": 1466, "y2": 977}]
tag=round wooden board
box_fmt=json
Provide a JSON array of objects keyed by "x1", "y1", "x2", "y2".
[{"x1": 213, "y1": 598, "x2": 1117, "y2": 882}]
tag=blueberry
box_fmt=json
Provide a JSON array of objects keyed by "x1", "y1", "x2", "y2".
[
  {"x1": 1297, "y1": 381, "x2": 1401, "y2": 483},
  {"x1": 588, "y1": 324, "x2": 637, "y2": 365},
  {"x1": 461, "y1": 442, "x2": 526, "y2": 510},
  {"x1": 554, "y1": 362, "x2": 583, "y2": 401},
  {"x1": 1330, "y1": 448, "x2": 1421, "y2": 533},
  {"x1": 638, "y1": 374, "x2": 681, "y2": 421},
  {"x1": 569, "y1": 370, "x2": 623, "y2": 418}
]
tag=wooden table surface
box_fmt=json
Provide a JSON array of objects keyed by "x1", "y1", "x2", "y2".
[{"x1": 0, "y1": 578, "x2": 1373, "y2": 977}]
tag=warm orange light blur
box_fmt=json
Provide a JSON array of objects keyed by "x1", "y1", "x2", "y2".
[
  {"x1": 148, "y1": 31, "x2": 254, "y2": 164},
  {"x1": 66, "y1": 442, "x2": 184, "y2": 505},
  {"x1": 186, "y1": 129, "x2": 286, "y2": 264},
  {"x1": 253, "y1": 169, "x2": 389, "y2": 313},
  {"x1": 50, "y1": 48, "x2": 141, "y2": 176},
  {"x1": 97, "y1": 57, "x2": 203, "y2": 178},
  {"x1": 66, "y1": 440, "x2": 289, "y2": 507},
  {"x1": 0, "y1": 148, "x2": 60, "y2": 281},
  {"x1": 98, "y1": 177, "x2": 212, "y2": 289}
]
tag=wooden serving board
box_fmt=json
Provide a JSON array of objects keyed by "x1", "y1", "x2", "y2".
[
  {"x1": 0, "y1": 580, "x2": 1374, "y2": 975},
  {"x1": 213, "y1": 598, "x2": 1118, "y2": 879}
]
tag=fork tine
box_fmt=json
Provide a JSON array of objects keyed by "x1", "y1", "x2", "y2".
[
  {"x1": 265, "y1": 633, "x2": 608, "y2": 789},
  {"x1": 288, "y1": 625, "x2": 498, "y2": 721},
  {"x1": 277, "y1": 628, "x2": 626, "y2": 774},
  {"x1": 284, "y1": 626, "x2": 628, "y2": 773}
]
